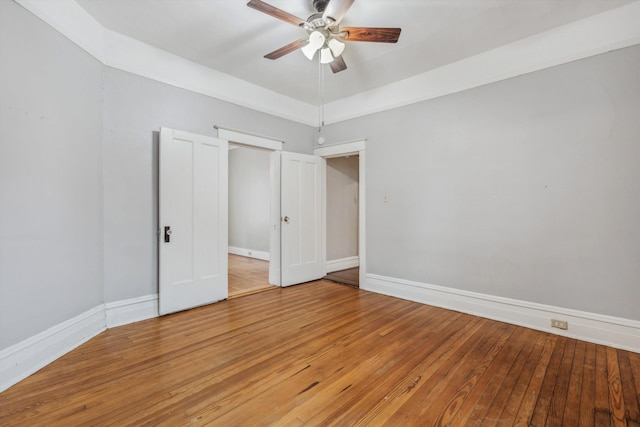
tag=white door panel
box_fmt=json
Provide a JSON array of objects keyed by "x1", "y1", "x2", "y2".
[
  {"x1": 281, "y1": 152, "x2": 325, "y2": 286},
  {"x1": 159, "y1": 128, "x2": 228, "y2": 315}
]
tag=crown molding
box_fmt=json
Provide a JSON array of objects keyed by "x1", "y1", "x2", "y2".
[
  {"x1": 324, "y1": 1, "x2": 640, "y2": 124},
  {"x1": 14, "y1": 0, "x2": 640, "y2": 127},
  {"x1": 14, "y1": 0, "x2": 317, "y2": 126},
  {"x1": 103, "y1": 29, "x2": 317, "y2": 126}
]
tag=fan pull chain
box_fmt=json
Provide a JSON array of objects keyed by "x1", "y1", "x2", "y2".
[{"x1": 318, "y1": 58, "x2": 325, "y2": 133}]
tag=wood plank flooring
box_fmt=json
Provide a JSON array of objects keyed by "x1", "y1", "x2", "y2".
[
  {"x1": 228, "y1": 253, "x2": 276, "y2": 298},
  {"x1": 1, "y1": 281, "x2": 639, "y2": 426},
  {"x1": 324, "y1": 267, "x2": 359, "y2": 288}
]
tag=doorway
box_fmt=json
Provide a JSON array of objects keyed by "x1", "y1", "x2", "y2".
[
  {"x1": 227, "y1": 144, "x2": 276, "y2": 298},
  {"x1": 160, "y1": 126, "x2": 329, "y2": 314},
  {"x1": 215, "y1": 127, "x2": 283, "y2": 297},
  {"x1": 324, "y1": 155, "x2": 360, "y2": 287},
  {"x1": 315, "y1": 139, "x2": 367, "y2": 289}
]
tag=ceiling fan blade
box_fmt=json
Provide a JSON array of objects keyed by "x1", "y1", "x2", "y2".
[
  {"x1": 247, "y1": 0, "x2": 306, "y2": 27},
  {"x1": 264, "y1": 38, "x2": 308, "y2": 60},
  {"x1": 342, "y1": 27, "x2": 402, "y2": 43},
  {"x1": 330, "y1": 55, "x2": 347, "y2": 73},
  {"x1": 322, "y1": 0, "x2": 355, "y2": 24}
]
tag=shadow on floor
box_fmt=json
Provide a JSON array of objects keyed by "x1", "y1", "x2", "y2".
[{"x1": 324, "y1": 267, "x2": 359, "y2": 288}]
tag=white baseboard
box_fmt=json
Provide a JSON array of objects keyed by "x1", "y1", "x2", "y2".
[
  {"x1": 364, "y1": 274, "x2": 640, "y2": 354},
  {"x1": 326, "y1": 256, "x2": 359, "y2": 273},
  {"x1": 1, "y1": 294, "x2": 161, "y2": 392},
  {"x1": 228, "y1": 246, "x2": 270, "y2": 261},
  {"x1": 0, "y1": 305, "x2": 106, "y2": 393},
  {"x1": 105, "y1": 294, "x2": 158, "y2": 328}
]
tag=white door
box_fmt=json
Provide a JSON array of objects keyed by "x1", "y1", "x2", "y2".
[
  {"x1": 159, "y1": 128, "x2": 228, "y2": 315},
  {"x1": 281, "y1": 152, "x2": 325, "y2": 286}
]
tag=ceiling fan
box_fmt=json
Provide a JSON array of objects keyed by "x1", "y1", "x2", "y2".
[{"x1": 247, "y1": 0, "x2": 401, "y2": 73}]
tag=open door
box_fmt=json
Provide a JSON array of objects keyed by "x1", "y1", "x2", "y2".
[
  {"x1": 281, "y1": 152, "x2": 325, "y2": 286},
  {"x1": 159, "y1": 128, "x2": 228, "y2": 315}
]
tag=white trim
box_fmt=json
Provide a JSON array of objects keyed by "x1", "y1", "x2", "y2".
[
  {"x1": 314, "y1": 139, "x2": 366, "y2": 158},
  {"x1": 326, "y1": 256, "x2": 359, "y2": 273},
  {"x1": 270, "y1": 151, "x2": 282, "y2": 286},
  {"x1": 0, "y1": 305, "x2": 106, "y2": 393},
  {"x1": 321, "y1": 159, "x2": 327, "y2": 277},
  {"x1": 358, "y1": 151, "x2": 366, "y2": 288},
  {"x1": 104, "y1": 30, "x2": 316, "y2": 126},
  {"x1": 324, "y1": 1, "x2": 640, "y2": 124},
  {"x1": 364, "y1": 274, "x2": 640, "y2": 354},
  {"x1": 315, "y1": 140, "x2": 366, "y2": 287},
  {"x1": 15, "y1": 1, "x2": 640, "y2": 126},
  {"x1": 0, "y1": 294, "x2": 167, "y2": 392},
  {"x1": 221, "y1": 128, "x2": 281, "y2": 286},
  {"x1": 228, "y1": 246, "x2": 270, "y2": 261},
  {"x1": 217, "y1": 128, "x2": 283, "y2": 151},
  {"x1": 105, "y1": 294, "x2": 158, "y2": 328},
  {"x1": 13, "y1": 2, "x2": 314, "y2": 125}
]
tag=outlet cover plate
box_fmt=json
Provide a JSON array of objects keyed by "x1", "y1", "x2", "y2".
[{"x1": 551, "y1": 319, "x2": 568, "y2": 330}]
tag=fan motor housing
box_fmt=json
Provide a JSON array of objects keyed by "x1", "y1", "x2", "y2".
[{"x1": 313, "y1": 0, "x2": 329, "y2": 13}]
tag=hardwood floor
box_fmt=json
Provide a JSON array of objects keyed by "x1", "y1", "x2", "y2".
[
  {"x1": 228, "y1": 253, "x2": 276, "y2": 298},
  {"x1": 324, "y1": 267, "x2": 359, "y2": 288},
  {"x1": 1, "y1": 281, "x2": 639, "y2": 426}
]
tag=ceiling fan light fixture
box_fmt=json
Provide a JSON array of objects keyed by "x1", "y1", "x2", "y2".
[
  {"x1": 301, "y1": 31, "x2": 325, "y2": 60},
  {"x1": 301, "y1": 44, "x2": 317, "y2": 60},
  {"x1": 320, "y1": 47, "x2": 334, "y2": 64},
  {"x1": 248, "y1": 0, "x2": 401, "y2": 73},
  {"x1": 328, "y1": 38, "x2": 345, "y2": 57}
]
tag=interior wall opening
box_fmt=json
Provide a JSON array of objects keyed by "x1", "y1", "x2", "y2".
[
  {"x1": 227, "y1": 143, "x2": 277, "y2": 298},
  {"x1": 323, "y1": 154, "x2": 360, "y2": 288}
]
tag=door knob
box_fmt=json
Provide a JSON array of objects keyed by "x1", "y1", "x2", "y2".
[
  {"x1": 164, "y1": 226, "x2": 172, "y2": 242},
  {"x1": 282, "y1": 216, "x2": 290, "y2": 224}
]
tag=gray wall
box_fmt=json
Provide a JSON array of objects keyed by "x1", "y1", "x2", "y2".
[
  {"x1": 102, "y1": 67, "x2": 314, "y2": 303},
  {"x1": 0, "y1": 1, "x2": 104, "y2": 348},
  {"x1": 322, "y1": 45, "x2": 640, "y2": 321},
  {"x1": 229, "y1": 146, "x2": 271, "y2": 253},
  {"x1": 3, "y1": 0, "x2": 639, "y2": 358},
  {"x1": 326, "y1": 156, "x2": 359, "y2": 260},
  {"x1": 0, "y1": 1, "x2": 316, "y2": 350}
]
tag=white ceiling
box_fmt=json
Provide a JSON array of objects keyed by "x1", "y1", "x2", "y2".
[{"x1": 75, "y1": 0, "x2": 634, "y2": 105}]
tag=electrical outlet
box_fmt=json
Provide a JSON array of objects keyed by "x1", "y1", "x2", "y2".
[{"x1": 551, "y1": 319, "x2": 568, "y2": 330}]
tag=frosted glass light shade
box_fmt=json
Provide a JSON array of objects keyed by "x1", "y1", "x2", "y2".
[
  {"x1": 302, "y1": 31, "x2": 325, "y2": 60},
  {"x1": 328, "y1": 38, "x2": 345, "y2": 57},
  {"x1": 320, "y1": 47, "x2": 334, "y2": 64}
]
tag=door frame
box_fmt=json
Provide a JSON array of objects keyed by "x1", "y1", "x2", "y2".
[
  {"x1": 314, "y1": 139, "x2": 366, "y2": 288},
  {"x1": 216, "y1": 127, "x2": 283, "y2": 286}
]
